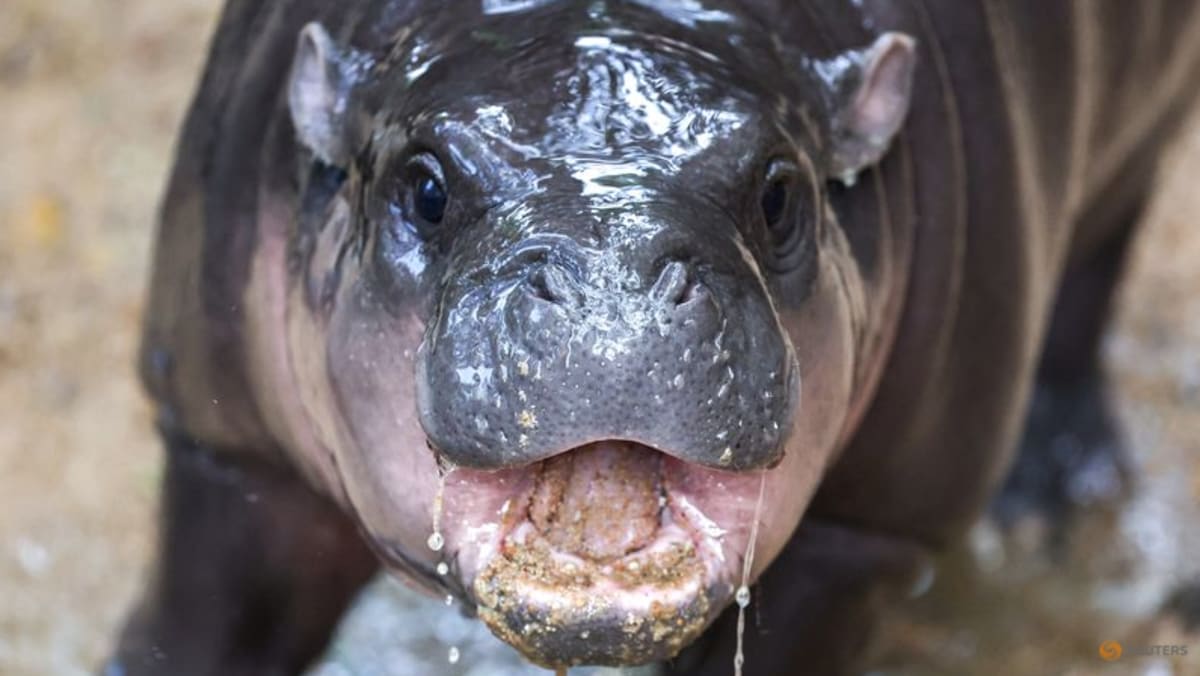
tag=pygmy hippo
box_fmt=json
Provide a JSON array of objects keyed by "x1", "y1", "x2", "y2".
[{"x1": 110, "y1": 0, "x2": 1200, "y2": 674}]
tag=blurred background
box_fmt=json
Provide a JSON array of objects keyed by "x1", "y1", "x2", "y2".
[{"x1": 1, "y1": 2, "x2": 1198, "y2": 675}]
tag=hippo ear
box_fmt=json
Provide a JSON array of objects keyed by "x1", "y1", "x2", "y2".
[
  {"x1": 825, "y1": 32, "x2": 918, "y2": 185},
  {"x1": 289, "y1": 23, "x2": 357, "y2": 167}
]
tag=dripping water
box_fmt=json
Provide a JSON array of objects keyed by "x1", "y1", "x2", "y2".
[
  {"x1": 734, "y1": 471, "x2": 767, "y2": 676},
  {"x1": 431, "y1": 460, "x2": 459, "y2": 665},
  {"x1": 428, "y1": 458, "x2": 456, "y2": 553}
]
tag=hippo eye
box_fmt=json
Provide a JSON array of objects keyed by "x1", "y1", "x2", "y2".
[
  {"x1": 392, "y1": 153, "x2": 448, "y2": 236},
  {"x1": 761, "y1": 178, "x2": 791, "y2": 234},
  {"x1": 760, "y1": 161, "x2": 802, "y2": 255},
  {"x1": 413, "y1": 172, "x2": 447, "y2": 224}
]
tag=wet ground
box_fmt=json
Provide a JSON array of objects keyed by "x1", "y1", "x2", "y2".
[{"x1": 1, "y1": 2, "x2": 1198, "y2": 675}]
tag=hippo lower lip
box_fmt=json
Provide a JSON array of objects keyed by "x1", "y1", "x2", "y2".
[{"x1": 456, "y1": 441, "x2": 742, "y2": 667}]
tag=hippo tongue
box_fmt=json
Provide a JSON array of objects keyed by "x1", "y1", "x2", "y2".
[{"x1": 528, "y1": 441, "x2": 663, "y2": 562}]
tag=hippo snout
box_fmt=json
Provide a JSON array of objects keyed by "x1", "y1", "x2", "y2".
[
  {"x1": 416, "y1": 238, "x2": 798, "y2": 472},
  {"x1": 526, "y1": 258, "x2": 698, "y2": 310}
]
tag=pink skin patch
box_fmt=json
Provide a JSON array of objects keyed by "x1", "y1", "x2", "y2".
[{"x1": 428, "y1": 437, "x2": 823, "y2": 667}]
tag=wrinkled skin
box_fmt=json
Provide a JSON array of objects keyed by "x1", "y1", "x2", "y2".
[{"x1": 114, "y1": 1, "x2": 1200, "y2": 674}]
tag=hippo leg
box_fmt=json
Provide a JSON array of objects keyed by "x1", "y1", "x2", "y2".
[
  {"x1": 107, "y1": 429, "x2": 377, "y2": 676},
  {"x1": 1165, "y1": 580, "x2": 1200, "y2": 633},
  {"x1": 667, "y1": 522, "x2": 932, "y2": 676},
  {"x1": 992, "y1": 205, "x2": 1143, "y2": 532}
]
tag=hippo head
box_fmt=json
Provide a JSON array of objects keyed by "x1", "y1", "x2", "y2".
[{"x1": 282, "y1": 3, "x2": 915, "y2": 668}]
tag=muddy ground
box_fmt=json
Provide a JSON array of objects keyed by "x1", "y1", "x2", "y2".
[{"x1": 1, "y1": 2, "x2": 1198, "y2": 675}]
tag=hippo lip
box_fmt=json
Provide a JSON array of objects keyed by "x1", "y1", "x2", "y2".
[{"x1": 441, "y1": 440, "x2": 752, "y2": 668}]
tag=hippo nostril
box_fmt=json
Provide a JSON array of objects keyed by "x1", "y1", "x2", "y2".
[
  {"x1": 650, "y1": 260, "x2": 703, "y2": 308},
  {"x1": 678, "y1": 279, "x2": 703, "y2": 305},
  {"x1": 528, "y1": 264, "x2": 582, "y2": 306}
]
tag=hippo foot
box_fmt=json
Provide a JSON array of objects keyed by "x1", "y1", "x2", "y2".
[
  {"x1": 991, "y1": 378, "x2": 1133, "y2": 537},
  {"x1": 1165, "y1": 581, "x2": 1200, "y2": 633}
]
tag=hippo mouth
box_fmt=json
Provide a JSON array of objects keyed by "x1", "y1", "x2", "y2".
[{"x1": 438, "y1": 440, "x2": 755, "y2": 668}]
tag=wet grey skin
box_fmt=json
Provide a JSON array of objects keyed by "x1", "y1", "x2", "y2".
[
  {"x1": 409, "y1": 32, "x2": 801, "y2": 470},
  {"x1": 114, "y1": 0, "x2": 1200, "y2": 674}
]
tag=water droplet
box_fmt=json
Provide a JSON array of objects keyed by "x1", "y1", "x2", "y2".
[
  {"x1": 734, "y1": 472, "x2": 767, "y2": 676},
  {"x1": 437, "y1": 562, "x2": 449, "y2": 576},
  {"x1": 735, "y1": 585, "x2": 751, "y2": 608},
  {"x1": 445, "y1": 594, "x2": 455, "y2": 606},
  {"x1": 673, "y1": 374, "x2": 684, "y2": 388},
  {"x1": 448, "y1": 646, "x2": 460, "y2": 664},
  {"x1": 427, "y1": 532, "x2": 444, "y2": 552},
  {"x1": 429, "y1": 469, "x2": 449, "y2": 553}
]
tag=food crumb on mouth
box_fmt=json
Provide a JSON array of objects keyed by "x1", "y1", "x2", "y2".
[
  {"x1": 719, "y1": 446, "x2": 733, "y2": 466},
  {"x1": 517, "y1": 409, "x2": 538, "y2": 429},
  {"x1": 468, "y1": 442, "x2": 721, "y2": 667}
]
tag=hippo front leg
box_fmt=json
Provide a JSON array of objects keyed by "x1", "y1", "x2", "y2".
[
  {"x1": 106, "y1": 428, "x2": 377, "y2": 676},
  {"x1": 669, "y1": 522, "x2": 933, "y2": 676}
]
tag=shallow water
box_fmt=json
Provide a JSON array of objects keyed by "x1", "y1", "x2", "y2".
[{"x1": 1, "y1": 2, "x2": 1198, "y2": 675}]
